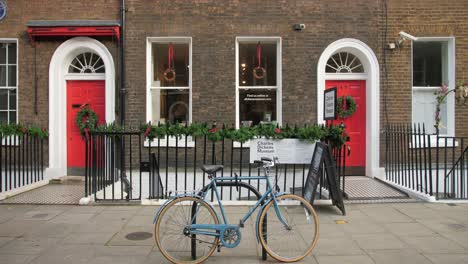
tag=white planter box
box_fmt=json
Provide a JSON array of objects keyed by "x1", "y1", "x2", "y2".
[{"x1": 249, "y1": 138, "x2": 316, "y2": 164}]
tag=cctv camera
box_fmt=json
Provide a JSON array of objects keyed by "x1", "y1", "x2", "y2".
[
  {"x1": 399, "y1": 31, "x2": 418, "y2": 41},
  {"x1": 293, "y1": 24, "x2": 306, "y2": 31}
]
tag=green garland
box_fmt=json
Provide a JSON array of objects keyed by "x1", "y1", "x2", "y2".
[
  {"x1": 336, "y1": 96, "x2": 357, "y2": 119},
  {"x1": 140, "y1": 122, "x2": 345, "y2": 147},
  {"x1": 0, "y1": 123, "x2": 48, "y2": 138},
  {"x1": 75, "y1": 106, "x2": 98, "y2": 136}
]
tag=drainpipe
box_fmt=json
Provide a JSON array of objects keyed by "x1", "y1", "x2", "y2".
[{"x1": 120, "y1": 0, "x2": 126, "y2": 127}]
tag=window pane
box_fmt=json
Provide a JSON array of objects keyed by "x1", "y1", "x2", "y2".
[
  {"x1": 0, "y1": 89, "x2": 7, "y2": 110},
  {"x1": 239, "y1": 42, "x2": 277, "y2": 86},
  {"x1": 412, "y1": 89, "x2": 446, "y2": 134},
  {"x1": 7, "y1": 43, "x2": 16, "y2": 64},
  {"x1": 0, "y1": 43, "x2": 6, "y2": 64},
  {"x1": 151, "y1": 89, "x2": 189, "y2": 124},
  {"x1": 8, "y1": 65, "x2": 16, "y2": 86},
  {"x1": 0, "y1": 112, "x2": 7, "y2": 123},
  {"x1": 239, "y1": 89, "x2": 276, "y2": 126},
  {"x1": 413, "y1": 42, "x2": 442, "y2": 86},
  {"x1": 0, "y1": 65, "x2": 5, "y2": 87},
  {"x1": 9, "y1": 111, "x2": 16, "y2": 124},
  {"x1": 152, "y1": 43, "x2": 189, "y2": 87},
  {"x1": 9, "y1": 89, "x2": 16, "y2": 110}
]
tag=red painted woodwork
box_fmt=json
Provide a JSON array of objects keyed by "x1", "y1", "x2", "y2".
[
  {"x1": 326, "y1": 80, "x2": 366, "y2": 168},
  {"x1": 27, "y1": 26, "x2": 120, "y2": 44},
  {"x1": 67, "y1": 80, "x2": 105, "y2": 168}
]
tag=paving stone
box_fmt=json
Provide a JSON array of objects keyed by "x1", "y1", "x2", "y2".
[
  {"x1": 89, "y1": 211, "x2": 132, "y2": 224},
  {"x1": 65, "y1": 206, "x2": 106, "y2": 214},
  {"x1": 0, "y1": 237, "x2": 61, "y2": 255},
  {"x1": 417, "y1": 219, "x2": 468, "y2": 234},
  {"x1": 384, "y1": 222, "x2": 436, "y2": 237},
  {"x1": 62, "y1": 232, "x2": 115, "y2": 245},
  {"x1": 93, "y1": 245, "x2": 153, "y2": 256},
  {"x1": 399, "y1": 235, "x2": 466, "y2": 254},
  {"x1": 396, "y1": 208, "x2": 447, "y2": 220},
  {"x1": 366, "y1": 249, "x2": 432, "y2": 264},
  {"x1": 341, "y1": 220, "x2": 388, "y2": 234},
  {"x1": 318, "y1": 223, "x2": 348, "y2": 238},
  {"x1": 136, "y1": 206, "x2": 160, "y2": 216},
  {"x1": 0, "y1": 254, "x2": 38, "y2": 264},
  {"x1": 424, "y1": 254, "x2": 468, "y2": 264},
  {"x1": 316, "y1": 255, "x2": 375, "y2": 264},
  {"x1": 440, "y1": 232, "x2": 468, "y2": 249},
  {"x1": 89, "y1": 255, "x2": 148, "y2": 264},
  {"x1": 0, "y1": 219, "x2": 43, "y2": 237},
  {"x1": 125, "y1": 215, "x2": 154, "y2": 227},
  {"x1": 22, "y1": 222, "x2": 76, "y2": 239},
  {"x1": 0, "y1": 237, "x2": 14, "y2": 248},
  {"x1": 352, "y1": 233, "x2": 407, "y2": 250},
  {"x1": 49, "y1": 213, "x2": 95, "y2": 224},
  {"x1": 361, "y1": 207, "x2": 413, "y2": 223},
  {"x1": 313, "y1": 237, "x2": 364, "y2": 256}
]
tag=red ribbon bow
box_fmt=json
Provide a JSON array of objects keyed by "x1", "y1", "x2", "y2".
[
  {"x1": 168, "y1": 43, "x2": 174, "y2": 70},
  {"x1": 257, "y1": 42, "x2": 262, "y2": 67}
]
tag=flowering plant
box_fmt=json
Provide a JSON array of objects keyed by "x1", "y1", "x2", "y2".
[{"x1": 434, "y1": 81, "x2": 467, "y2": 134}]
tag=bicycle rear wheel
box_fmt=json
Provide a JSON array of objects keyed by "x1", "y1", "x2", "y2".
[
  {"x1": 258, "y1": 194, "x2": 319, "y2": 262},
  {"x1": 154, "y1": 196, "x2": 220, "y2": 264}
]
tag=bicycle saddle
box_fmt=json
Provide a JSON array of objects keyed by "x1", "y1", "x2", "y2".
[{"x1": 201, "y1": 165, "x2": 224, "y2": 175}]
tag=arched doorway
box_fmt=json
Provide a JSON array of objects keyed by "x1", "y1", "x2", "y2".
[
  {"x1": 317, "y1": 38, "x2": 382, "y2": 177},
  {"x1": 48, "y1": 37, "x2": 115, "y2": 177}
]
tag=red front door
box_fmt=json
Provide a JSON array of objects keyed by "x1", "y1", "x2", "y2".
[
  {"x1": 67, "y1": 80, "x2": 105, "y2": 168},
  {"x1": 326, "y1": 80, "x2": 366, "y2": 173}
]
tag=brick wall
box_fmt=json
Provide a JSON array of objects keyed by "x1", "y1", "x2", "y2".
[
  {"x1": 124, "y1": 0, "x2": 381, "y2": 127},
  {"x1": 382, "y1": 0, "x2": 468, "y2": 134},
  {"x1": 0, "y1": 0, "x2": 120, "y2": 130}
]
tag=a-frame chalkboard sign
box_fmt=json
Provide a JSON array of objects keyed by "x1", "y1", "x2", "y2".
[{"x1": 303, "y1": 142, "x2": 346, "y2": 215}]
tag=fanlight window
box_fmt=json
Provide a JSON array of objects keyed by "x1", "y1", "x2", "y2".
[
  {"x1": 68, "y1": 52, "x2": 105, "y2": 74},
  {"x1": 326, "y1": 52, "x2": 364, "y2": 73}
]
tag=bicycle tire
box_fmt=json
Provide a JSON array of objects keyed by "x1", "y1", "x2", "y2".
[
  {"x1": 154, "y1": 196, "x2": 220, "y2": 264},
  {"x1": 258, "y1": 194, "x2": 319, "y2": 262}
]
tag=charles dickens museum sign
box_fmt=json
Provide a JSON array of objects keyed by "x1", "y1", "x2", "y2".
[{"x1": 250, "y1": 139, "x2": 316, "y2": 164}]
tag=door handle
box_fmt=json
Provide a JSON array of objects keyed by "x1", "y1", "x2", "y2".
[{"x1": 72, "y1": 104, "x2": 81, "y2": 108}]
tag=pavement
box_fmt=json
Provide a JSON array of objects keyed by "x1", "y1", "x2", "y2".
[{"x1": 0, "y1": 202, "x2": 468, "y2": 264}]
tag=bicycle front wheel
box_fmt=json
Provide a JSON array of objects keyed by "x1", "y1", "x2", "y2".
[
  {"x1": 154, "y1": 196, "x2": 220, "y2": 264},
  {"x1": 258, "y1": 194, "x2": 319, "y2": 262}
]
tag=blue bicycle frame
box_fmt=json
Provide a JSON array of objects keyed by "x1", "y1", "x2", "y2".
[{"x1": 187, "y1": 174, "x2": 290, "y2": 247}]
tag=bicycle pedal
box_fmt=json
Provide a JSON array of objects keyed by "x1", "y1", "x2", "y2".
[
  {"x1": 217, "y1": 245, "x2": 221, "y2": 253},
  {"x1": 239, "y1": 219, "x2": 244, "y2": 228}
]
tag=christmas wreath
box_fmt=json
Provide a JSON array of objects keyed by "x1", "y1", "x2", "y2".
[
  {"x1": 336, "y1": 96, "x2": 357, "y2": 119},
  {"x1": 75, "y1": 106, "x2": 98, "y2": 136}
]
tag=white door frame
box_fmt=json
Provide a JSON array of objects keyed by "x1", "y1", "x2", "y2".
[
  {"x1": 317, "y1": 38, "x2": 383, "y2": 177},
  {"x1": 48, "y1": 37, "x2": 115, "y2": 178}
]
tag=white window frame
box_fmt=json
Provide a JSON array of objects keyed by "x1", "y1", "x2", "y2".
[
  {"x1": 0, "y1": 38, "x2": 18, "y2": 124},
  {"x1": 235, "y1": 36, "x2": 282, "y2": 129},
  {"x1": 145, "y1": 37, "x2": 193, "y2": 147},
  {"x1": 411, "y1": 37, "x2": 455, "y2": 137}
]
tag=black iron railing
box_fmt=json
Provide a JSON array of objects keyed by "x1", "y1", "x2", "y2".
[
  {"x1": 85, "y1": 129, "x2": 347, "y2": 202},
  {"x1": 384, "y1": 123, "x2": 468, "y2": 199},
  {"x1": 0, "y1": 134, "x2": 46, "y2": 193}
]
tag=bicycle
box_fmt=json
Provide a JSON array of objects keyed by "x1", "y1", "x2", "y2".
[{"x1": 153, "y1": 157, "x2": 319, "y2": 263}]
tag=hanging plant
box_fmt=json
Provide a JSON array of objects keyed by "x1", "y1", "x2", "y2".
[
  {"x1": 336, "y1": 96, "x2": 357, "y2": 119},
  {"x1": 75, "y1": 106, "x2": 98, "y2": 136}
]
